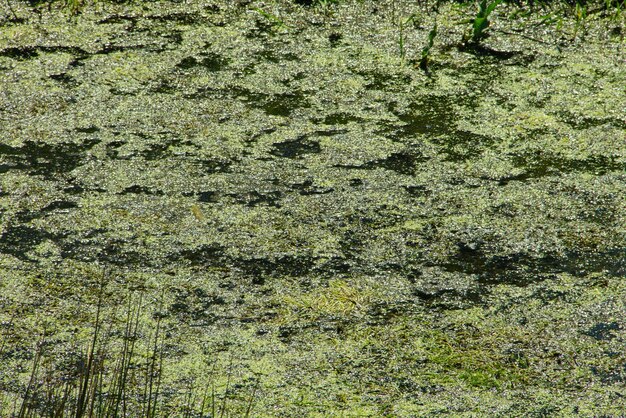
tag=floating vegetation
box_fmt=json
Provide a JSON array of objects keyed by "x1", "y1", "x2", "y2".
[{"x1": 0, "y1": 0, "x2": 625, "y2": 416}]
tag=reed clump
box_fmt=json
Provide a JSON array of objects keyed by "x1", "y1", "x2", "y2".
[{"x1": 0, "y1": 270, "x2": 257, "y2": 418}]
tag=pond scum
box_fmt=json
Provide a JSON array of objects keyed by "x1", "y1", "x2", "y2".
[{"x1": 0, "y1": 0, "x2": 625, "y2": 416}]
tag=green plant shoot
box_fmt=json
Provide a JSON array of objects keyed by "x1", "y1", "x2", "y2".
[
  {"x1": 420, "y1": 22, "x2": 438, "y2": 74},
  {"x1": 471, "y1": 0, "x2": 502, "y2": 42}
]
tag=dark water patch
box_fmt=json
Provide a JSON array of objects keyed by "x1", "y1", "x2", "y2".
[
  {"x1": 0, "y1": 139, "x2": 99, "y2": 178},
  {"x1": 363, "y1": 151, "x2": 425, "y2": 175},
  {"x1": 98, "y1": 14, "x2": 138, "y2": 25},
  {"x1": 177, "y1": 52, "x2": 228, "y2": 71},
  {"x1": 139, "y1": 135, "x2": 168, "y2": 160},
  {"x1": 313, "y1": 257, "x2": 352, "y2": 276},
  {"x1": 76, "y1": 125, "x2": 99, "y2": 134},
  {"x1": 226, "y1": 87, "x2": 309, "y2": 117},
  {"x1": 3, "y1": 45, "x2": 90, "y2": 64},
  {"x1": 334, "y1": 151, "x2": 425, "y2": 175},
  {"x1": 170, "y1": 286, "x2": 225, "y2": 321},
  {"x1": 162, "y1": 31, "x2": 184, "y2": 45},
  {"x1": 120, "y1": 185, "x2": 164, "y2": 196},
  {"x1": 510, "y1": 151, "x2": 626, "y2": 179},
  {"x1": 277, "y1": 324, "x2": 306, "y2": 342},
  {"x1": 495, "y1": 172, "x2": 541, "y2": 185},
  {"x1": 271, "y1": 137, "x2": 321, "y2": 159},
  {"x1": 290, "y1": 179, "x2": 334, "y2": 195},
  {"x1": 63, "y1": 183, "x2": 86, "y2": 194},
  {"x1": 198, "y1": 191, "x2": 219, "y2": 202},
  {"x1": 3, "y1": 15, "x2": 26, "y2": 24},
  {"x1": 201, "y1": 52, "x2": 229, "y2": 71},
  {"x1": 15, "y1": 209, "x2": 43, "y2": 223},
  {"x1": 393, "y1": 96, "x2": 455, "y2": 137},
  {"x1": 232, "y1": 255, "x2": 315, "y2": 285},
  {"x1": 109, "y1": 87, "x2": 137, "y2": 96},
  {"x1": 176, "y1": 244, "x2": 225, "y2": 267},
  {"x1": 0, "y1": 225, "x2": 55, "y2": 261},
  {"x1": 261, "y1": 92, "x2": 309, "y2": 117},
  {"x1": 322, "y1": 113, "x2": 363, "y2": 125},
  {"x1": 584, "y1": 322, "x2": 620, "y2": 341},
  {"x1": 61, "y1": 238, "x2": 145, "y2": 266},
  {"x1": 105, "y1": 140, "x2": 126, "y2": 159},
  {"x1": 151, "y1": 79, "x2": 175, "y2": 94},
  {"x1": 49, "y1": 72, "x2": 78, "y2": 86},
  {"x1": 591, "y1": 365, "x2": 626, "y2": 384},
  {"x1": 96, "y1": 43, "x2": 161, "y2": 55},
  {"x1": 404, "y1": 185, "x2": 431, "y2": 196},
  {"x1": 557, "y1": 112, "x2": 625, "y2": 130},
  {"x1": 68, "y1": 56, "x2": 86, "y2": 68},
  {"x1": 433, "y1": 130, "x2": 495, "y2": 162},
  {"x1": 229, "y1": 190, "x2": 282, "y2": 207},
  {"x1": 42, "y1": 200, "x2": 77, "y2": 212},
  {"x1": 0, "y1": 46, "x2": 38, "y2": 60},
  {"x1": 140, "y1": 136, "x2": 201, "y2": 161},
  {"x1": 184, "y1": 85, "x2": 224, "y2": 101},
  {"x1": 459, "y1": 43, "x2": 521, "y2": 61},
  {"x1": 352, "y1": 69, "x2": 411, "y2": 91},
  {"x1": 443, "y1": 245, "x2": 626, "y2": 286},
  {"x1": 338, "y1": 232, "x2": 364, "y2": 265},
  {"x1": 349, "y1": 178, "x2": 363, "y2": 187},
  {"x1": 413, "y1": 287, "x2": 484, "y2": 308},
  {"x1": 143, "y1": 11, "x2": 204, "y2": 24},
  {"x1": 328, "y1": 32, "x2": 342, "y2": 47},
  {"x1": 314, "y1": 128, "x2": 348, "y2": 137}
]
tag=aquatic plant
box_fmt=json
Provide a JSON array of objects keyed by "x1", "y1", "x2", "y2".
[
  {"x1": 572, "y1": 1, "x2": 588, "y2": 39},
  {"x1": 464, "y1": 0, "x2": 503, "y2": 44},
  {"x1": 0, "y1": 270, "x2": 255, "y2": 418},
  {"x1": 398, "y1": 14, "x2": 418, "y2": 61},
  {"x1": 252, "y1": 7, "x2": 287, "y2": 31},
  {"x1": 419, "y1": 22, "x2": 438, "y2": 74}
]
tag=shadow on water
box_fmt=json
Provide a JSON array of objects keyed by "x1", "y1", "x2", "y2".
[
  {"x1": 177, "y1": 52, "x2": 229, "y2": 71},
  {"x1": 392, "y1": 96, "x2": 455, "y2": 136},
  {"x1": 261, "y1": 92, "x2": 309, "y2": 117},
  {"x1": 322, "y1": 113, "x2": 364, "y2": 125},
  {"x1": 442, "y1": 243, "x2": 626, "y2": 286},
  {"x1": 170, "y1": 285, "x2": 226, "y2": 323},
  {"x1": 388, "y1": 95, "x2": 495, "y2": 162},
  {"x1": 185, "y1": 85, "x2": 310, "y2": 117},
  {"x1": 15, "y1": 201, "x2": 78, "y2": 223},
  {"x1": 506, "y1": 150, "x2": 626, "y2": 181},
  {"x1": 351, "y1": 69, "x2": 412, "y2": 91},
  {"x1": 271, "y1": 136, "x2": 321, "y2": 159},
  {"x1": 0, "y1": 139, "x2": 99, "y2": 179},
  {"x1": 334, "y1": 151, "x2": 427, "y2": 175},
  {"x1": 232, "y1": 255, "x2": 316, "y2": 285},
  {"x1": 290, "y1": 179, "x2": 334, "y2": 195},
  {"x1": 176, "y1": 244, "x2": 225, "y2": 267},
  {"x1": 0, "y1": 226, "x2": 58, "y2": 261}
]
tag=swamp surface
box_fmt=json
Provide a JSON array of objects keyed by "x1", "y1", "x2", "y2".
[{"x1": 0, "y1": 0, "x2": 625, "y2": 416}]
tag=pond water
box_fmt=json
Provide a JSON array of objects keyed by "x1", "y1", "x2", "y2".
[{"x1": 0, "y1": 1, "x2": 625, "y2": 416}]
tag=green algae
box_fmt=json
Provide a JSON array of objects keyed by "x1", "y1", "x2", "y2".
[{"x1": 0, "y1": 0, "x2": 625, "y2": 416}]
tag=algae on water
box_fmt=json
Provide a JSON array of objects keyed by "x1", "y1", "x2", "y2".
[{"x1": 0, "y1": 0, "x2": 625, "y2": 416}]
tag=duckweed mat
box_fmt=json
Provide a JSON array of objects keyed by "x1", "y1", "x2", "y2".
[{"x1": 0, "y1": 0, "x2": 625, "y2": 416}]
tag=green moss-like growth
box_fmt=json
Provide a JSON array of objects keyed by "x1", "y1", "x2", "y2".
[{"x1": 0, "y1": 0, "x2": 625, "y2": 416}]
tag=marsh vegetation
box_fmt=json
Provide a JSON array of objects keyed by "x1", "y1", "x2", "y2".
[{"x1": 0, "y1": 0, "x2": 625, "y2": 415}]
